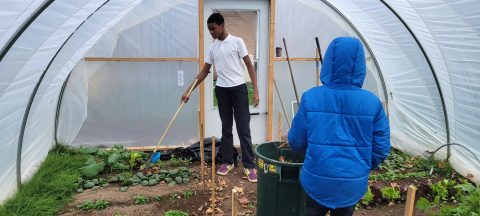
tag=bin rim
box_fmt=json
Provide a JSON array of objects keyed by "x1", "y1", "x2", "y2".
[{"x1": 254, "y1": 142, "x2": 304, "y2": 167}]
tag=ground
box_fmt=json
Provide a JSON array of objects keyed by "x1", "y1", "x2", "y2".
[
  {"x1": 60, "y1": 164, "x2": 257, "y2": 216},
  {"x1": 59, "y1": 162, "x2": 432, "y2": 216}
]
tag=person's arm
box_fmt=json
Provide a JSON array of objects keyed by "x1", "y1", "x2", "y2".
[
  {"x1": 243, "y1": 56, "x2": 259, "y2": 107},
  {"x1": 288, "y1": 93, "x2": 308, "y2": 152},
  {"x1": 181, "y1": 63, "x2": 211, "y2": 103},
  {"x1": 371, "y1": 103, "x2": 391, "y2": 170}
]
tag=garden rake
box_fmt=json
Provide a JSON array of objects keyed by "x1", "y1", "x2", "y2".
[{"x1": 148, "y1": 78, "x2": 199, "y2": 165}]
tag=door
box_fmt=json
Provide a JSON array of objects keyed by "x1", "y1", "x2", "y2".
[{"x1": 204, "y1": 0, "x2": 269, "y2": 145}]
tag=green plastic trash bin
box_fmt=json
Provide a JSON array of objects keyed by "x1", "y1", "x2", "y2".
[{"x1": 254, "y1": 142, "x2": 306, "y2": 216}]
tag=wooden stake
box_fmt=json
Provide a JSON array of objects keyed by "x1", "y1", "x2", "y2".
[
  {"x1": 404, "y1": 185, "x2": 417, "y2": 216},
  {"x1": 232, "y1": 188, "x2": 239, "y2": 216},
  {"x1": 199, "y1": 111, "x2": 205, "y2": 191},
  {"x1": 277, "y1": 112, "x2": 282, "y2": 141},
  {"x1": 211, "y1": 136, "x2": 216, "y2": 209}
]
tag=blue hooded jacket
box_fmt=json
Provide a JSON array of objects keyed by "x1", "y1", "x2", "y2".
[{"x1": 288, "y1": 37, "x2": 390, "y2": 209}]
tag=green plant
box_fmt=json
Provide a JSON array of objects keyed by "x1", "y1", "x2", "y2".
[
  {"x1": 75, "y1": 177, "x2": 109, "y2": 192},
  {"x1": 416, "y1": 197, "x2": 433, "y2": 212},
  {"x1": 134, "y1": 195, "x2": 149, "y2": 205},
  {"x1": 440, "y1": 184, "x2": 480, "y2": 215},
  {"x1": 77, "y1": 199, "x2": 109, "y2": 210},
  {"x1": 156, "y1": 156, "x2": 191, "y2": 169},
  {"x1": 361, "y1": 187, "x2": 374, "y2": 205},
  {"x1": 369, "y1": 171, "x2": 429, "y2": 181},
  {"x1": 430, "y1": 179, "x2": 456, "y2": 203},
  {"x1": 164, "y1": 210, "x2": 188, "y2": 216},
  {"x1": 418, "y1": 158, "x2": 455, "y2": 177},
  {"x1": 77, "y1": 144, "x2": 144, "y2": 178},
  {"x1": 416, "y1": 184, "x2": 480, "y2": 216},
  {"x1": 378, "y1": 149, "x2": 411, "y2": 172},
  {"x1": 0, "y1": 144, "x2": 87, "y2": 216},
  {"x1": 183, "y1": 191, "x2": 193, "y2": 199},
  {"x1": 380, "y1": 186, "x2": 401, "y2": 203},
  {"x1": 155, "y1": 195, "x2": 164, "y2": 201},
  {"x1": 170, "y1": 193, "x2": 180, "y2": 201}
]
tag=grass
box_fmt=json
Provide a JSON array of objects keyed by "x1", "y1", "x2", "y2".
[{"x1": 0, "y1": 144, "x2": 86, "y2": 216}]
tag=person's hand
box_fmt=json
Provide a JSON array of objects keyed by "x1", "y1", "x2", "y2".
[
  {"x1": 181, "y1": 91, "x2": 190, "y2": 103},
  {"x1": 253, "y1": 90, "x2": 259, "y2": 107}
]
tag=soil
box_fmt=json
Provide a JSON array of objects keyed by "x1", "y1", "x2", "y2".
[
  {"x1": 60, "y1": 162, "x2": 447, "y2": 216},
  {"x1": 60, "y1": 164, "x2": 257, "y2": 216}
]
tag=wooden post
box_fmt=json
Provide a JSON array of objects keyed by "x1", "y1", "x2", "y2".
[
  {"x1": 198, "y1": 0, "x2": 205, "y2": 152},
  {"x1": 232, "y1": 188, "x2": 238, "y2": 216},
  {"x1": 316, "y1": 48, "x2": 320, "y2": 86},
  {"x1": 211, "y1": 136, "x2": 216, "y2": 209},
  {"x1": 199, "y1": 111, "x2": 205, "y2": 190},
  {"x1": 277, "y1": 112, "x2": 282, "y2": 141},
  {"x1": 267, "y1": 0, "x2": 276, "y2": 141},
  {"x1": 404, "y1": 185, "x2": 417, "y2": 216}
]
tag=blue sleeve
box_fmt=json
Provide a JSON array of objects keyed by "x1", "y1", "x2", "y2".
[
  {"x1": 371, "y1": 104, "x2": 391, "y2": 170},
  {"x1": 288, "y1": 94, "x2": 308, "y2": 152}
]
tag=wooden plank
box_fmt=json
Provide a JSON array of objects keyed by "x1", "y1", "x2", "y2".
[
  {"x1": 84, "y1": 57, "x2": 198, "y2": 62},
  {"x1": 275, "y1": 57, "x2": 318, "y2": 61},
  {"x1": 199, "y1": 0, "x2": 205, "y2": 147},
  {"x1": 404, "y1": 185, "x2": 417, "y2": 216},
  {"x1": 267, "y1": 0, "x2": 276, "y2": 141}
]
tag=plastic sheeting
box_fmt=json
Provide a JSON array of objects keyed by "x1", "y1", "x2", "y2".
[
  {"x1": 0, "y1": 0, "x2": 109, "y2": 203},
  {"x1": 0, "y1": 0, "x2": 46, "y2": 54},
  {"x1": 71, "y1": 61, "x2": 199, "y2": 147},
  {"x1": 384, "y1": 0, "x2": 480, "y2": 184},
  {"x1": 272, "y1": 0, "x2": 383, "y2": 140},
  {"x1": 1, "y1": 0, "x2": 480, "y2": 204},
  {"x1": 65, "y1": 0, "x2": 199, "y2": 147}
]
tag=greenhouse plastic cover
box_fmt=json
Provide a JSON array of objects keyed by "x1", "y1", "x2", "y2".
[{"x1": 0, "y1": 0, "x2": 479, "y2": 203}]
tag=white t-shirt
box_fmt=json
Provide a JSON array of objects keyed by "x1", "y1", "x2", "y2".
[{"x1": 205, "y1": 34, "x2": 248, "y2": 87}]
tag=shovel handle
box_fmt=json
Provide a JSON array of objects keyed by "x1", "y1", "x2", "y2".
[{"x1": 153, "y1": 78, "x2": 199, "y2": 153}]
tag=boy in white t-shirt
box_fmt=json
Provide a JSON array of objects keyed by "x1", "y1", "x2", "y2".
[{"x1": 181, "y1": 13, "x2": 259, "y2": 182}]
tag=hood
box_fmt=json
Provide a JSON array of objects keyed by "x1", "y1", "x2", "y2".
[{"x1": 320, "y1": 37, "x2": 366, "y2": 88}]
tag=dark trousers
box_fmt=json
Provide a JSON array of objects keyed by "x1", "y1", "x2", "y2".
[
  {"x1": 215, "y1": 83, "x2": 255, "y2": 168},
  {"x1": 306, "y1": 195, "x2": 355, "y2": 216}
]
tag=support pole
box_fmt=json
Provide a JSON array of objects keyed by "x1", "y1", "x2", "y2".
[
  {"x1": 211, "y1": 136, "x2": 216, "y2": 210},
  {"x1": 199, "y1": 111, "x2": 205, "y2": 190}
]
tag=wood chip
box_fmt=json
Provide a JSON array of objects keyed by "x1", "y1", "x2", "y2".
[
  {"x1": 234, "y1": 187, "x2": 245, "y2": 195},
  {"x1": 238, "y1": 197, "x2": 250, "y2": 205}
]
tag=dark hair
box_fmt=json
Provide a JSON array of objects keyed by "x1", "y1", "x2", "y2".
[{"x1": 207, "y1": 13, "x2": 224, "y2": 25}]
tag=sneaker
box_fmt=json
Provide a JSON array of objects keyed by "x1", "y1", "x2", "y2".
[
  {"x1": 217, "y1": 164, "x2": 234, "y2": 175},
  {"x1": 244, "y1": 168, "x2": 257, "y2": 183}
]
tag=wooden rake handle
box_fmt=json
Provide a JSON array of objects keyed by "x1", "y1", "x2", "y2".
[{"x1": 152, "y1": 78, "x2": 199, "y2": 153}]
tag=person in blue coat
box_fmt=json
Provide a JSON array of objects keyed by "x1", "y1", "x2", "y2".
[{"x1": 288, "y1": 37, "x2": 390, "y2": 216}]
